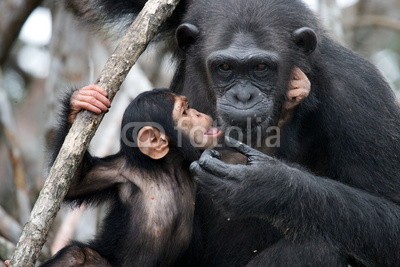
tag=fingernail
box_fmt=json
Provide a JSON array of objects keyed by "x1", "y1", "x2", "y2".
[
  {"x1": 189, "y1": 162, "x2": 198, "y2": 172},
  {"x1": 210, "y1": 150, "x2": 221, "y2": 159}
]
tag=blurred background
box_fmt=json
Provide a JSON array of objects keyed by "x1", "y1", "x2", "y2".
[{"x1": 0, "y1": 0, "x2": 399, "y2": 264}]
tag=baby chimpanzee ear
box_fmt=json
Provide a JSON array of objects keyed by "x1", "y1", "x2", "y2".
[
  {"x1": 292, "y1": 27, "x2": 318, "y2": 55},
  {"x1": 137, "y1": 126, "x2": 169, "y2": 160},
  {"x1": 176, "y1": 23, "x2": 200, "y2": 52}
]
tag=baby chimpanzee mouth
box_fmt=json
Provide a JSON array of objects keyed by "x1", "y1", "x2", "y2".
[{"x1": 205, "y1": 127, "x2": 224, "y2": 137}]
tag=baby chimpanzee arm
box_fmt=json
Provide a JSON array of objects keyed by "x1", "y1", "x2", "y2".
[{"x1": 49, "y1": 86, "x2": 115, "y2": 205}]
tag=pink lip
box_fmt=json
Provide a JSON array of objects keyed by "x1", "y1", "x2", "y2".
[{"x1": 205, "y1": 127, "x2": 224, "y2": 137}]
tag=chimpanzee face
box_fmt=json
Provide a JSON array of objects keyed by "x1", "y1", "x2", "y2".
[
  {"x1": 206, "y1": 32, "x2": 279, "y2": 129},
  {"x1": 172, "y1": 95, "x2": 223, "y2": 149},
  {"x1": 176, "y1": 23, "x2": 317, "y2": 143}
]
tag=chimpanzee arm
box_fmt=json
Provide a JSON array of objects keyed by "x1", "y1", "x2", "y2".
[
  {"x1": 191, "y1": 138, "x2": 400, "y2": 266},
  {"x1": 65, "y1": 153, "x2": 127, "y2": 203},
  {"x1": 48, "y1": 89, "x2": 120, "y2": 205}
]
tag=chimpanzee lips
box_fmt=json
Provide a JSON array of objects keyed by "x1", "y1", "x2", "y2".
[{"x1": 205, "y1": 127, "x2": 223, "y2": 137}]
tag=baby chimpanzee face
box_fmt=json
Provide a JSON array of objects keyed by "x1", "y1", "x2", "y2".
[{"x1": 172, "y1": 95, "x2": 223, "y2": 149}]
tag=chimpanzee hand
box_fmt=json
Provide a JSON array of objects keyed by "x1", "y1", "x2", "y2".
[
  {"x1": 190, "y1": 137, "x2": 291, "y2": 218},
  {"x1": 284, "y1": 67, "x2": 311, "y2": 110},
  {"x1": 68, "y1": 84, "x2": 111, "y2": 124}
]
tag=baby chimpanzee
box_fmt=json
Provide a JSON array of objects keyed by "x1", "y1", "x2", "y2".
[
  {"x1": 42, "y1": 87, "x2": 222, "y2": 267},
  {"x1": 40, "y1": 67, "x2": 310, "y2": 267}
]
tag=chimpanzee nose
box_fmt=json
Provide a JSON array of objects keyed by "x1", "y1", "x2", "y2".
[{"x1": 234, "y1": 90, "x2": 255, "y2": 104}]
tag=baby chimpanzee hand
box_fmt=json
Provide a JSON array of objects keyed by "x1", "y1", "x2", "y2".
[
  {"x1": 68, "y1": 84, "x2": 111, "y2": 124},
  {"x1": 284, "y1": 67, "x2": 311, "y2": 110}
]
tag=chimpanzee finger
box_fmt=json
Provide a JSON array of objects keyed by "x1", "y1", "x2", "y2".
[
  {"x1": 190, "y1": 162, "x2": 236, "y2": 190},
  {"x1": 225, "y1": 136, "x2": 260, "y2": 157},
  {"x1": 225, "y1": 136, "x2": 272, "y2": 162},
  {"x1": 287, "y1": 88, "x2": 309, "y2": 103},
  {"x1": 190, "y1": 162, "x2": 220, "y2": 186},
  {"x1": 80, "y1": 88, "x2": 111, "y2": 108},
  {"x1": 73, "y1": 100, "x2": 102, "y2": 114},
  {"x1": 81, "y1": 84, "x2": 108, "y2": 97},
  {"x1": 198, "y1": 151, "x2": 240, "y2": 180},
  {"x1": 291, "y1": 66, "x2": 307, "y2": 81},
  {"x1": 75, "y1": 95, "x2": 109, "y2": 112},
  {"x1": 289, "y1": 78, "x2": 310, "y2": 91},
  {"x1": 209, "y1": 149, "x2": 221, "y2": 159},
  {"x1": 290, "y1": 66, "x2": 301, "y2": 80}
]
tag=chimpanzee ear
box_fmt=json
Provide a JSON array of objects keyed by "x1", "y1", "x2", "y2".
[
  {"x1": 176, "y1": 23, "x2": 200, "y2": 51},
  {"x1": 292, "y1": 27, "x2": 317, "y2": 55},
  {"x1": 137, "y1": 126, "x2": 169, "y2": 160}
]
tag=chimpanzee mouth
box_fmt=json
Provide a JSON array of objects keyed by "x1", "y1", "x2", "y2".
[
  {"x1": 227, "y1": 115, "x2": 269, "y2": 128},
  {"x1": 217, "y1": 105, "x2": 271, "y2": 128},
  {"x1": 204, "y1": 127, "x2": 224, "y2": 137}
]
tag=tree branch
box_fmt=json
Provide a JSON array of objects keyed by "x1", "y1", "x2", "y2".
[
  {"x1": 0, "y1": 0, "x2": 43, "y2": 66},
  {"x1": 8, "y1": 0, "x2": 180, "y2": 266}
]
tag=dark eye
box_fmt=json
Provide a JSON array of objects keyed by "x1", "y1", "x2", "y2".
[
  {"x1": 219, "y1": 63, "x2": 231, "y2": 72},
  {"x1": 255, "y1": 63, "x2": 267, "y2": 71}
]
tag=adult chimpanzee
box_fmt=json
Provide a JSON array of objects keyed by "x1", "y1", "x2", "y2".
[
  {"x1": 43, "y1": 86, "x2": 222, "y2": 266},
  {"x1": 66, "y1": 0, "x2": 400, "y2": 266}
]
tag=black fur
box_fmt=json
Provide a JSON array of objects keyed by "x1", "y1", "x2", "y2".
[{"x1": 66, "y1": 0, "x2": 400, "y2": 266}]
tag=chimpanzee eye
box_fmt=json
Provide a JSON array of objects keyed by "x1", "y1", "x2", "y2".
[
  {"x1": 219, "y1": 63, "x2": 231, "y2": 72},
  {"x1": 255, "y1": 63, "x2": 267, "y2": 71}
]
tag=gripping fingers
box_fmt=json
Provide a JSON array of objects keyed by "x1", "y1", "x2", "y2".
[
  {"x1": 225, "y1": 136, "x2": 261, "y2": 157},
  {"x1": 72, "y1": 100, "x2": 102, "y2": 114},
  {"x1": 198, "y1": 151, "x2": 238, "y2": 179},
  {"x1": 80, "y1": 88, "x2": 111, "y2": 108},
  {"x1": 209, "y1": 149, "x2": 221, "y2": 159},
  {"x1": 75, "y1": 95, "x2": 109, "y2": 112},
  {"x1": 225, "y1": 136, "x2": 271, "y2": 162},
  {"x1": 287, "y1": 88, "x2": 309, "y2": 102},
  {"x1": 81, "y1": 84, "x2": 108, "y2": 97},
  {"x1": 190, "y1": 162, "x2": 236, "y2": 192},
  {"x1": 291, "y1": 66, "x2": 307, "y2": 81},
  {"x1": 190, "y1": 162, "x2": 221, "y2": 187}
]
